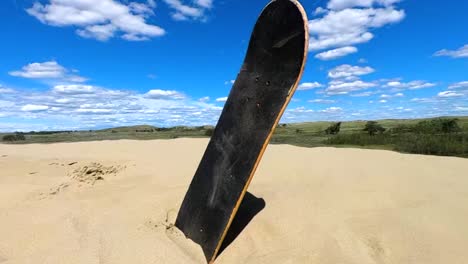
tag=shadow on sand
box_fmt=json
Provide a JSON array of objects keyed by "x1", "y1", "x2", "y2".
[{"x1": 217, "y1": 192, "x2": 266, "y2": 258}]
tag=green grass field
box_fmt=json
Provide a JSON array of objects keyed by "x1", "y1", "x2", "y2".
[{"x1": 1, "y1": 116, "x2": 467, "y2": 158}]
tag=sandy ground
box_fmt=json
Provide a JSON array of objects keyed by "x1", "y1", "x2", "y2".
[{"x1": 1, "y1": 138, "x2": 468, "y2": 264}]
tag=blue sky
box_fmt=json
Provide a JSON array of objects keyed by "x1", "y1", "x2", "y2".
[{"x1": 0, "y1": 0, "x2": 467, "y2": 131}]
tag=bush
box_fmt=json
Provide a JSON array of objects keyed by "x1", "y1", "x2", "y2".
[
  {"x1": 325, "y1": 122, "x2": 341, "y2": 135},
  {"x1": 394, "y1": 133, "x2": 468, "y2": 156},
  {"x1": 326, "y1": 133, "x2": 392, "y2": 146},
  {"x1": 326, "y1": 132, "x2": 468, "y2": 157},
  {"x1": 414, "y1": 118, "x2": 461, "y2": 134},
  {"x1": 364, "y1": 121, "x2": 386, "y2": 136},
  {"x1": 2, "y1": 134, "x2": 26, "y2": 142},
  {"x1": 205, "y1": 128, "x2": 214, "y2": 137}
]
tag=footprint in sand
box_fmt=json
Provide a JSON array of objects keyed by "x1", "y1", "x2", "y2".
[{"x1": 38, "y1": 162, "x2": 126, "y2": 199}]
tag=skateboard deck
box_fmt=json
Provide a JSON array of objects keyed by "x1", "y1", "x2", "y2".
[{"x1": 175, "y1": 0, "x2": 309, "y2": 262}]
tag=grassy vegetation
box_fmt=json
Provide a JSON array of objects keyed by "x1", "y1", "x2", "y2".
[
  {"x1": 1, "y1": 117, "x2": 467, "y2": 158},
  {"x1": 0, "y1": 125, "x2": 214, "y2": 144}
]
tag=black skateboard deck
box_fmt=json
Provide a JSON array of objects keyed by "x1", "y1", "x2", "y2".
[{"x1": 175, "y1": 0, "x2": 309, "y2": 262}]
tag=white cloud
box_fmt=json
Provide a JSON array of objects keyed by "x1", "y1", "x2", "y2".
[
  {"x1": 410, "y1": 98, "x2": 435, "y2": 103},
  {"x1": 315, "y1": 46, "x2": 358, "y2": 60},
  {"x1": 52, "y1": 84, "x2": 96, "y2": 95},
  {"x1": 455, "y1": 107, "x2": 468, "y2": 112},
  {"x1": 0, "y1": 86, "x2": 15, "y2": 93},
  {"x1": 195, "y1": 0, "x2": 213, "y2": 8},
  {"x1": 358, "y1": 58, "x2": 368, "y2": 63},
  {"x1": 314, "y1": 7, "x2": 328, "y2": 15},
  {"x1": 9, "y1": 61, "x2": 87, "y2": 82},
  {"x1": 309, "y1": 5, "x2": 405, "y2": 51},
  {"x1": 309, "y1": 99, "x2": 336, "y2": 104},
  {"x1": 437, "y1": 91, "x2": 463, "y2": 98},
  {"x1": 76, "y1": 108, "x2": 114, "y2": 114},
  {"x1": 224, "y1": 80, "x2": 235, "y2": 85},
  {"x1": 0, "y1": 100, "x2": 15, "y2": 108},
  {"x1": 0, "y1": 84, "x2": 223, "y2": 131},
  {"x1": 380, "y1": 93, "x2": 403, "y2": 98},
  {"x1": 199, "y1": 96, "x2": 210, "y2": 102},
  {"x1": 10, "y1": 61, "x2": 63, "y2": 78},
  {"x1": 379, "y1": 99, "x2": 387, "y2": 103},
  {"x1": 21, "y1": 104, "x2": 49, "y2": 112},
  {"x1": 216, "y1": 97, "x2": 228, "y2": 102},
  {"x1": 163, "y1": 0, "x2": 211, "y2": 21},
  {"x1": 327, "y1": 0, "x2": 401, "y2": 10},
  {"x1": 449, "y1": 81, "x2": 468, "y2": 90},
  {"x1": 351, "y1": 91, "x2": 374, "y2": 97},
  {"x1": 320, "y1": 107, "x2": 343, "y2": 113},
  {"x1": 298, "y1": 82, "x2": 323, "y2": 90},
  {"x1": 328, "y1": 64, "x2": 375, "y2": 79},
  {"x1": 384, "y1": 80, "x2": 436, "y2": 90},
  {"x1": 434, "y1": 44, "x2": 468, "y2": 58},
  {"x1": 146, "y1": 89, "x2": 185, "y2": 100},
  {"x1": 326, "y1": 79, "x2": 377, "y2": 95},
  {"x1": 26, "y1": 0, "x2": 165, "y2": 41}
]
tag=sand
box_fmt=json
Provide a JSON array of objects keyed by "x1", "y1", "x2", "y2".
[{"x1": 1, "y1": 138, "x2": 468, "y2": 264}]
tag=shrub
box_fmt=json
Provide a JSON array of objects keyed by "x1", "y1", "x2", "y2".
[
  {"x1": 394, "y1": 133, "x2": 467, "y2": 156},
  {"x1": 2, "y1": 134, "x2": 26, "y2": 142},
  {"x1": 363, "y1": 121, "x2": 386, "y2": 136},
  {"x1": 414, "y1": 118, "x2": 461, "y2": 134},
  {"x1": 326, "y1": 133, "x2": 391, "y2": 146},
  {"x1": 205, "y1": 128, "x2": 214, "y2": 137},
  {"x1": 325, "y1": 122, "x2": 341, "y2": 135}
]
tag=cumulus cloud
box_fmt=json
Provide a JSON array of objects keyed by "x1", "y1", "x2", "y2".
[
  {"x1": 21, "y1": 104, "x2": 49, "y2": 112},
  {"x1": 9, "y1": 61, "x2": 87, "y2": 82},
  {"x1": 315, "y1": 46, "x2": 358, "y2": 60},
  {"x1": 351, "y1": 91, "x2": 375, "y2": 97},
  {"x1": 326, "y1": 79, "x2": 377, "y2": 95},
  {"x1": 195, "y1": 0, "x2": 213, "y2": 8},
  {"x1": 199, "y1": 96, "x2": 210, "y2": 102},
  {"x1": 380, "y1": 93, "x2": 403, "y2": 98},
  {"x1": 0, "y1": 83, "x2": 223, "y2": 131},
  {"x1": 216, "y1": 97, "x2": 228, "y2": 102},
  {"x1": 309, "y1": 99, "x2": 336, "y2": 104},
  {"x1": 26, "y1": 0, "x2": 165, "y2": 41},
  {"x1": 298, "y1": 82, "x2": 323, "y2": 90},
  {"x1": 53, "y1": 84, "x2": 97, "y2": 95},
  {"x1": 437, "y1": 91, "x2": 463, "y2": 98},
  {"x1": 146, "y1": 89, "x2": 185, "y2": 100},
  {"x1": 324, "y1": 65, "x2": 377, "y2": 95},
  {"x1": 384, "y1": 80, "x2": 436, "y2": 90},
  {"x1": 328, "y1": 64, "x2": 375, "y2": 79},
  {"x1": 163, "y1": 0, "x2": 212, "y2": 21},
  {"x1": 434, "y1": 44, "x2": 468, "y2": 59},
  {"x1": 0, "y1": 86, "x2": 16, "y2": 93},
  {"x1": 449, "y1": 81, "x2": 468, "y2": 90},
  {"x1": 327, "y1": 0, "x2": 401, "y2": 10},
  {"x1": 320, "y1": 107, "x2": 343, "y2": 113},
  {"x1": 309, "y1": 4, "x2": 405, "y2": 52}
]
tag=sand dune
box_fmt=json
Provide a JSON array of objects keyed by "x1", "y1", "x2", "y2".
[{"x1": 1, "y1": 139, "x2": 468, "y2": 264}]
